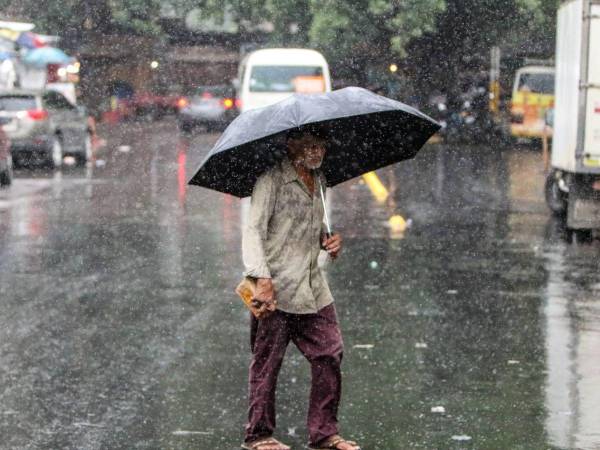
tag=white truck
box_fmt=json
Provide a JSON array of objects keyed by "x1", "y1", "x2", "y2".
[{"x1": 546, "y1": 0, "x2": 600, "y2": 231}]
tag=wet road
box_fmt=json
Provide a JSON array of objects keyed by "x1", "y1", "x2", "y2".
[{"x1": 1, "y1": 118, "x2": 599, "y2": 450}]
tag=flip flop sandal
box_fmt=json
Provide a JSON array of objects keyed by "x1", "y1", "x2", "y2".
[
  {"x1": 308, "y1": 434, "x2": 361, "y2": 450},
  {"x1": 241, "y1": 436, "x2": 291, "y2": 450}
]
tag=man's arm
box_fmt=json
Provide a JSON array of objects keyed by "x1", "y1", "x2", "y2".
[
  {"x1": 242, "y1": 173, "x2": 277, "y2": 310},
  {"x1": 242, "y1": 173, "x2": 275, "y2": 278}
]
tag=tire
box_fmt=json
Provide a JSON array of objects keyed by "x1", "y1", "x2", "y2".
[
  {"x1": 0, "y1": 155, "x2": 12, "y2": 187},
  {"x1": 179, "y1": 121, "x2": 193, "y2": 134},
  {"x1": 76, "y1": 133, "x2": 92, "y2": 166},
  {"x1": 47, "y1": 135, "x2": 63, "y2": 169},
  {"x1": 11, "y1": 152, "x2": 22, "y2": 169},
  {"x1": 568, "y1": 228, "x2": 593, "y2": 244},
  {"x1": 545, "y1": 171, "x2": 568, "y2": 216}
]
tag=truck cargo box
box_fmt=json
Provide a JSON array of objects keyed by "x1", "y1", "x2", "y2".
[{"x1": 552, "y1": 0, "x2": 600, "y2": 173}]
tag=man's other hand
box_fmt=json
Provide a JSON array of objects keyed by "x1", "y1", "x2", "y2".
[
  {"x1": 252, "y1": 278, "x2": 277, "y2": 318},
  {"x1": 322, "y1": 233, "x2": 342, "y2": 259}
]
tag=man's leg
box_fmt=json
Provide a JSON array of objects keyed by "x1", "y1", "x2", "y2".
[
  {"x1": 292, "y1": 304, "x2": 344, "y2": 447},
  {"x1": 245, "y1": 311, "x2": 290, "y2": 443}
]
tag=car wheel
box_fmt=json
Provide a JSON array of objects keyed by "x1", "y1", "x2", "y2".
[
  {"x1": 76, "y1": 133, "x2": 92, "y2": 166},
  {"x1": 11, "y1": 152, "x2": 23, "y2": 169},
  {"x1": 0, "y1": 155, "x2": 12, "y2": 187},
  {"x1": 48, "y1": 135, "x2": 63, "y2": 169},
  {"x1": 545, "y1": 171, "x2": 568, "y2": 216},
  {"x1": 568, "y1": 228, "x2": 593, "y2": 244},
  {"x1": 179, "y1": 121, "x2": 193, "y2": 134}
]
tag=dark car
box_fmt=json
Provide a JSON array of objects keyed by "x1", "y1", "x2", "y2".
[
  {"x1": 177, "y1": 85, "x2": 238, "y2": 133},
  {"x1": 123, "y1": 89, "x2": 186, "y2": 120},
  {"x1": 0, "y1": 118, "x2": 12, "y2": 186},
  {"x1": 0, "y1": 90, "x2": 92, "y2": 168}
]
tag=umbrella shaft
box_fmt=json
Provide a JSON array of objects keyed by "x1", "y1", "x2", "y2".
[{"x1": 318, "y1": 175, "x2": 332, "y2": 237}]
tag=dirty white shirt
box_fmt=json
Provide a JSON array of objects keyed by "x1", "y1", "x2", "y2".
[{"x1": 242, "y1": 156, "x2": 333, "y2": 314}]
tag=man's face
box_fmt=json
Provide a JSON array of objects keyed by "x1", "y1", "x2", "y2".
[{"x1": 287, "y1": 133, "x2": 326, "y2": 170}]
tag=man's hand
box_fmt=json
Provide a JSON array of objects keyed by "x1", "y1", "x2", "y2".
[
  {"x1": 252, "y1": 278, "x2": 277, "y2": 319},
  {"x1": 322, "y1": 233, "x2": 343, "y2": 259}
]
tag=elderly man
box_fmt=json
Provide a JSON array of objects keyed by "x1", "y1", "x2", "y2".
[{"x1": 241, "y1": 130, "x2": 360, "y2": 450}]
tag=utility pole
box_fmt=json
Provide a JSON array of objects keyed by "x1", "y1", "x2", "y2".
[{"x1": 489, "y1": 46, "x2": 501, "y2": 119}]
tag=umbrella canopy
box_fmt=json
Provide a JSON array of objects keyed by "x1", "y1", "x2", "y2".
[
  {"x1": 188, "y1": 87, "x2": 440, "y2": 198},
  {"x1": 22, "y1": 47, "x2": 72, "y2": 67}
]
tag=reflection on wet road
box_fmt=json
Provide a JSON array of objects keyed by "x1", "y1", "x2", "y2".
[{"x1": 0, "y1": 119, "x2": 598, "y2": 449}]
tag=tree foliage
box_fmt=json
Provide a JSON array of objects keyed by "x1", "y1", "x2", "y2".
[
  {"x1": 0, "y1": 0, "x2": 194, "y2": 35},
  {"x1": 199, "y1": 0, "x2": 445, "y2": 82},
  {"x1": 308, "y1": 0, "x2": 445, "y2": 82},
  {"x1": 1, "y1": 0, "x2": 559, "y2": 88},
  {"x1": 404, "y1": 0, "x2": 559, "y2": 96}
]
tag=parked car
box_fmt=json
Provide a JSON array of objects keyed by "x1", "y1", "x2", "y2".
[
  {"x1": 177, "y1": 85, "x2": 238, "y2": 133},
  {"x1": 0, "y1": 89, "x2": 92, "y2": 168},
  {"x1": 0, "y1": 118, "x2": 12, "y2": 186},
  {"x1": 120, "y1": 85, "x2": 187, "y2": 120}
]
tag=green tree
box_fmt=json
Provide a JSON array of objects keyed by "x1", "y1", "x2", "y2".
[
  {"x1": 0, "y1": 0, "x2": 197, "y2": 35},
  {"x1": 406, "y1": 0, "x2": 560, "y2": 99},
  {"x1": 308, "y1": 0, "x2": 445, "y2": 83},
  {"x1": 202, "y1": 0, "x2": 311, "y2": 45},
  {"x1": 201, "y1": 0, "x2": 445, "y2": 84}
]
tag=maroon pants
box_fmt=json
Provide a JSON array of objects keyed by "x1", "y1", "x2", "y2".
[{"x1": 245, "y1": 303, "x2": 344, "y2": 447}]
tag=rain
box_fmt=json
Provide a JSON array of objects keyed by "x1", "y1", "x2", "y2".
[{"x1": 1, "y1": 1, "x2": 599, "y2": 449}]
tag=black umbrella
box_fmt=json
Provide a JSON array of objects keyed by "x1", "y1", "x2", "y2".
[{"x1": 188, "y1": 87, "x2": 440, "y2": 198}]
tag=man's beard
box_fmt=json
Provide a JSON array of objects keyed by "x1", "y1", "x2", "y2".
[{"x1": 305, "y1": 158, "x2": 323, "y2": 170}]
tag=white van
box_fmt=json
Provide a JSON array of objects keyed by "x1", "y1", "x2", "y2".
[{"x1": 237, "y1": 48, "x2": 332, "y2": 113}]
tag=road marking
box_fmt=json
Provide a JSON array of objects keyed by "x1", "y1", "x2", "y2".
[
  {"x1": 0, "y1": 177, "x2": 108, "y2": 210},
  {"x1": 172, "y1": 430, "x2": 213, "y2": 436},
  {"x1": 361, "y1": 171, "x2": 389, "y2": 204},
  {"x1": 0, "y1": 179, "x2": 53, "y2": 210}
]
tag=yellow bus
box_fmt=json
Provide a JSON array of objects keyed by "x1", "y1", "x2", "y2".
[{"x1": 510, "y1": 66, "x2": 555, "y2": 139}]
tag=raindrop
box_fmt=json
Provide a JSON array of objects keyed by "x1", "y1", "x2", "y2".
[
  {"x1": 171, "y1": 430, "x2": 213, "y2": 436},
  {"x1": 451, "y1": 435, "x2": 472, "y2": 441}
]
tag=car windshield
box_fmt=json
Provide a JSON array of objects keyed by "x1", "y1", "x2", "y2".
[
  {"x1": 0, "y1": 96, "x2": 37, "y2": 111},
  {"x1": 249, "y1": 66, "x2": 324, "y2": 92},
  {"x1": 517, "y1": 73, "x2": 555, "y2": 94}
]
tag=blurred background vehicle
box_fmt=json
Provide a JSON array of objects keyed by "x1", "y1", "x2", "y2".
[
  {"x1": 0, "y1": 117, "x2": 12, "y2": 186},
  {"x1": 427, "y1": 77, "x2": 498, "y2": 145},
  {"x1": 0, "y1": 89, "x2": 91, "y2": 168},
  {"x1": 122, "y1": 85, "x2": 188, "y2": 121},
  {"x1": 236, "y1": 48, "x2": 332, "y2": 113},
  {"x1": 176, "y1": 84, "x2": 238, "y2": 133},
  {"x1": 510, "y1": 65, "x2": 555, "y2": 141}
]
